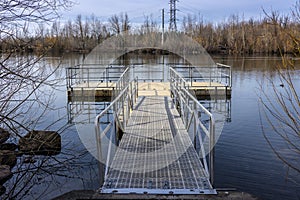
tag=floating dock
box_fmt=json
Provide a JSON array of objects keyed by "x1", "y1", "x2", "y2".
[
  {"x1": 66, "y1": 64, "x2": 232, "y2": 101},
  {"x1": 67, "y1": 82, "x2": 231, "y2": 101}
]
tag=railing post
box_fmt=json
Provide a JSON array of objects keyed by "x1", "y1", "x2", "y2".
[
  {"x1": 230, "y1": 65, "x2": 232, "y2": 87},
  {"x1": 136, "y1": 77, "x2": 139, "y2": 99},
  {"x1": 95, "y1": 116, "x2": 105, "y2": 186},
  {"x1": 127, "y1": 86, "x2": 131, "y2": 122},
  {"x1": 66, "y1": 67, "x2": 69, "y2": 89},
  {"x1": 193, "y1": 102, "x2": 197, "y2": 148},
  {"x1": 106, "y1": 67, "x2": 108, "y2": 87},
  {"x1": 122, "y1": 93, "x2": 125, "y2": 129},
  {"x1": 87, "y1": 68, "x2": 90, "y2": 88},
  {"x1": 209, "y1": 118, "x2": 215, "y2": 186},
  {"x1": 185, "y1": 94, "x2": 189, "y2": 127}
]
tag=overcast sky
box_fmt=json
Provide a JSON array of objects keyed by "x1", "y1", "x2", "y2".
[{"x1": 63, "y1": 0, "x2": 297, "y2": 24}]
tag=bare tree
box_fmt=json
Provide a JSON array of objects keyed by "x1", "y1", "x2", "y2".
[
  {"x1": 90, "y1": 14, "x2": 105, "y2": 43},
  {"x1": 139, "y1": 14, "x2": 158, "y2": 34},
  {"x1": 109, "y1": 14, "x2": 121, "y2": 35},
  {"x1": 121, "y1": 13, "x2": 130, "y2": 32},
  {"x1": 0, "y1": 0, "x2": 73, "y2": 133},
  {"x1": 0, "y1": 0, "x2": 88, "y2": 199},
  {"x1": 259, "y1": 1, "x2": 300, "y2": 178},
  {"x1": 109, "y1": 13, "x2": 130, "y2": 35}
]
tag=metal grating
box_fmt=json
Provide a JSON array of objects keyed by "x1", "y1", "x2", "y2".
[{"x1": 101, "y1": 96, "x2": 216, "y2": 194}]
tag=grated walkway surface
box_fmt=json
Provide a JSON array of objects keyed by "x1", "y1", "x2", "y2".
[{"x1": 101, "y1": 96, "x2": 215, "y2": 194}]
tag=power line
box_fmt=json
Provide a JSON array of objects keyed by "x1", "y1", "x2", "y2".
[{"x1": 169, "y1": 0, "x2": 178, "y2": 31}]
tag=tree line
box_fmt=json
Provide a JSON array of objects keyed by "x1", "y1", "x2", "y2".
[
  {"x1": 1, "y1": 9, "x2": 300, "y2": 55},
  {"x1": 183, "y1": 10, "x2": 300, "y2": 55}
]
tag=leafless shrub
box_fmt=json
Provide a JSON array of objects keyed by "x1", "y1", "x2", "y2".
[{"x1": 259, "y1": 1, "x2": 300, "y2": 180}]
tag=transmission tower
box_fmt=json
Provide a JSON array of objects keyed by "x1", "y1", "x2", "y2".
[{"x1": 169, "y1": 0, "x2": 178, "y2": 31}]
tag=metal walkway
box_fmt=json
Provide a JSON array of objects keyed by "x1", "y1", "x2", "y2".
[
  {"x1": 95, "y1": 66, "x2": 219, "y2": 195},
  {"x1": 101, "y1": 96, "x2": 215, "y2": 194}
]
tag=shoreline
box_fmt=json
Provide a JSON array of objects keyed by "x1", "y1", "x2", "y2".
[{"x1": 52, "y1": 190, "x2": 258, "y2": 200}]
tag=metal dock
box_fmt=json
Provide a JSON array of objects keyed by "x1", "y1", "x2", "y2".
[
  {"x1": 67, "y1": 64, "x2": 232, "y2": 100},
  {"x1": 95, "y1": 66, "x2": 220, "y2": 196}
]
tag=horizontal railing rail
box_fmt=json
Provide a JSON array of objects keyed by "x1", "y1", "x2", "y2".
[
  {"x1": 216, "y1": 63, "x2": 232, "y2": 87},
  {"x1": 131, "y1": 64, "x2": 166, "y2": 83},
  {"x1": 66, "y1": 64, "x2": 169, "y2": 89},
  {"x1": 170, "y1": 63, "x2": 232, "y2": 88},
  {"x1": 66, "y1": 64, "x2": 127, "y2": 89},
  {"x1": 170, "y1": 67, "x2": 215, "y2": 184},
  {"x1": 112, "y1": 66, "x2": 131, "y2": 99},
  {"x1": 67, "y1": 63, "x2": 231, "y2": 91},
  {"x1": 94, "y1": 79, "x2": 138, "y2": 183}
]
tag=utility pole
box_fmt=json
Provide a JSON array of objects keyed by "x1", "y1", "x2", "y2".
[
  {"x1": 169, "y1": 0, "x2": 178, "y2": 31},
  {"x1": 162, "y1": 8, "x2": 165, "y2": 45}
]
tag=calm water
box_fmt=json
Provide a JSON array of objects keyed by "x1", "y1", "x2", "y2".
[
  {"x1": 4, "y1": 54, "x2": 300, "y2": 199},
  {"x1": 212, "y1": 56, "x2": 300, "y2": 200}
]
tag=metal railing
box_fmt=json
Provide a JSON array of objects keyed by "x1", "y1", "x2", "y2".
[
  {"x1": 67, "y1": 101, "x2": 111, "y2": 124},
  {"x1": 94, "y1": 79, "x2": 138, "y2": 184},
  {"x1": 66, "y1": 63, "x2": 231, "y2": 90},
  {"x1": 112, "y1": 66, "x2": 131, "y2": 99},
  {"x1": 89, "y1": 64, "x2": 225, "y2": 185},
  {"x1": 171, "y1": 63, "x2": 232, "y2": 87},
  {"x1": 131, "y1": 64, "x2": 167, "y2": 82},
  {"x1": 66, "y1": 64, "x2": 127, "y2": 89},
  {"x1": 216, "y1": 63, "x2": 232, "y2": 87},
  {"x1": 170, "y1": 67, "x2": 215, "y2": 184}
]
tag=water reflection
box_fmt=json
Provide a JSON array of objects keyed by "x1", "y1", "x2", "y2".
[{"x1": 67, "y1": 98, "x2": 111, "y2": 124}]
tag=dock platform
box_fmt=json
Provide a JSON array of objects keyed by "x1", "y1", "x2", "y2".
[
  {"x1": 68, "y1": 82, "x2": 231, "y2": 100},
  {"x1": 66, "y1": 64, "x2": 232, "y2": 100}
]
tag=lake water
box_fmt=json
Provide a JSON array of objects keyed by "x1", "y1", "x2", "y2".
[
  {"x1": 3, "y1": 54, "x2": 300, "y2": 200},
  {"x1": 212, "y1": 56, "x2": 300, "y2": 200}
]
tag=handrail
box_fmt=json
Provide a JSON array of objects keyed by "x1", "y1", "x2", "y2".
[
  {"x1": 216, "y1": 63, "x2": 231, "y2": 68},
  {"x1": 170, "y1": 67, "x2": 214, "y2": 133},
  {"x1": 113, "y1": 66, "x2": 130, "y2": 99},
  {"x1": 170, "y1": 63, "x2": 232, "y2": 88},
  {"x1": 66, "y1": 64, "x2": 127, "y2": 89},
  {"x1": 95, "y1": 84, "x2": 130, "y2": 131},
  {"x1": 67, "y1": 63, "x2": 231, "y2": 89},
  {"x1": 170, "y1": 67, "x2": 215, "y2": 184},
  {"x1": 216, "y1": 63, "x2": 232, "y2": 87},
  {"x1": 94, "y1": 79, "x2": 138, "y2": 183}
]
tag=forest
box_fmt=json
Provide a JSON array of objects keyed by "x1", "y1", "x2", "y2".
[{"x1": 1, "y1": 6, "x2": 300, "y2": 55}]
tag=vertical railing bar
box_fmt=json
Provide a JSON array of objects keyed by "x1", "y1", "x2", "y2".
[
  {"x1": 197, "y1": 122, "x2": 209, "y2": 175},
  {"x1": 209, "y1": 116, "x2": 215, "y2": 185}
]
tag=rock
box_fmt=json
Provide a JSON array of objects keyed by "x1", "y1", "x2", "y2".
[
  {"x1": 0, "y1": 129, "x2": 10, "y2": 144},
  {"x1": 0, "y1": 150, "x2": 17, "y2": 168},
  {"x1": 0, "y1": 143, "x2": 18, "y2": 151},
  {"x1": 19, "y1": 130, "x2": 61, "y2": 156},
  {"x1": 0, "y1": 185, "x2": 5, "y2": 196},
  {"x1": 0, "y1": 165, "x2": 12, "y2": 185}
]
